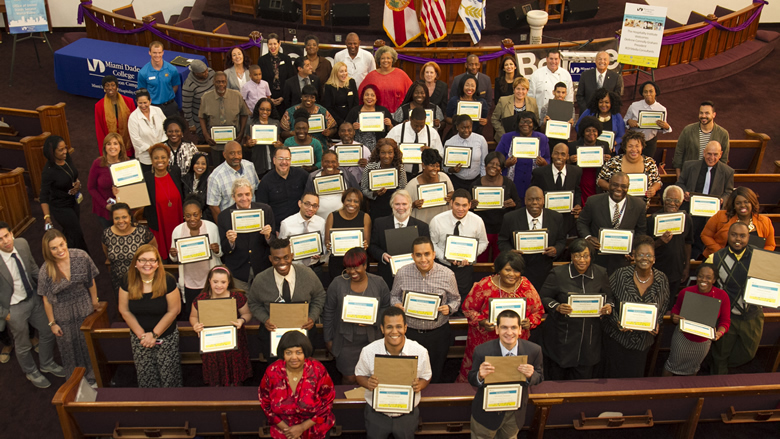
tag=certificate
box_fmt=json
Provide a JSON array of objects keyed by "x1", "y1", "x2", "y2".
[
  {"x1": 251, "y1": 124, "x2": 277, "y2": 144},
  {"x1": 210, "y1": 126, "x2": 235, "y2": 144},
  {"x1": 288, "y1": 146, "x2": 314, "y2": 166},
  {"x1": 270, "y1": 328, "x2": 307, "y2": 356},
  {"x1": 680, "y1": 319, "x2": 715, "y2": 339},
  {"x1": 473, "y1": 187, "x2": 504, "y2": 210},
  {"x1": 653, "y1": 212, "x2": 685, "y2": 236},
  {"x1": 544, "y1": 120, "x2": 571, "y2": 139},
  {"x1": 598, "y1": 131, "x2": 615, "y2": 148},
  {"x1": 627, "y1": 173, "x2": 647, "y2": 196},
  {"x1": 342, "y1": 295, "x2": 379, "y2": 324},
  {"x1": 289, "y1": 232, "x2": 323, "y2": 260},
  {"x1": 620, "y1": 302, "x2": 658, "y2": 331},
  {"x1": 483, "y1": 384, "x2": 522, "y2": 412},
  {"x1": 372, "y1": 384, "x2": 414, "y2": 414},
  {"x1": 110, "y1": 160, "x2": 144, "y2": 186},
  {"x1": 576, "y1": 147, "x2": 604, "y2": 168},
  {"x1": 368, "y1": 168, "x2": 399, "y2": 191},
  {"x1": 689, "y1": 195, "x2": 721, "y2": 217},
  {"x1": 336, "y1": 145, "x2": 362, "y2": 166},
  {"x1": 231, "y1": 209, "x2": 264, "y2": 233},
  {"x1": 489, "y1": 298, "x2": 527, "y2": 325},
  {"x1": 359, "y1": 112, "x2": 384, "y2": 132},
  {"x1": 544, "y1": 191, "x2": 574, "y2": 213},
  {"x1": 599, "y1": 229, "x2": 633, "y2": 254},
  {"x1": 199, "y1": 326, "x2": 237, "y2": 354},
  {"x1": 637, "y1": 110, "x2": 666, "y2": 129},
  {"x1": 409, "y1": 109, "x2": 434, "y2": 126},
  {"x1": 330, "y1": 228, "x2": 364, "y2": 257},
  {"x1": 417, "y1": 182, "x2": 448, "y2": 208},
  {"x1": 512, "y1": 137, "x2": 539, "y2": 159},
  {"x1": 390, "y1": 253, "x2": 415, "y2": 275},
  {"x1": 444, "y1": 235, "x2": 479, "y2": 263},
  {"x1": 513, "y1": 231, "x2": 547, "y2": 254},
  {"x1": 443, "y1": 147, "x2": 472, "y2": 168},
  {"x1": 568, "y1": 295, "x2": 604, "y2": 317},
  {"x1": 174, "y1": 235, "x2": 211, "y2": 264},
  {"x1": 313, "y1": 174, "x2": 346, "y2": 195},
  {"x1": 400, "y1": 143, "x2": 424, "y2": 164},
  {"x1": 744, "y1": 277, "x2": 780, "y2": 308},
  {"x1": 308, "y1": 114, "x2": 325, "y2": 133},
  {"x1": 403, "y1": 291, "x2": 441, "y2": 320},
  {"x1": 457, "y1": 101, "x2": 482, "y2": 121}
]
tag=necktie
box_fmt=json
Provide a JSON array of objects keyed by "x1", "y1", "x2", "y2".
[
  {"x1": 303, "y1": 220, "x2": 310, "y2": 233},
  {"x1": 11, "y1": 253, "x2": 32, "y2": 299},
  {"x1": 703, "y1": 167, "x2": 712, "y2": 195},
  {"x1": 282, "y1": 278, "x2": 292, "y2": 303},
  {"x1": 454, "y1": 221, "x2": 461, "y2": 236},
  {"x1": 532, "y1": 218, "x2": 539, "y2": 230},
  {"x1": 598, "y1": 73, "x2": 604, "y2": 88},
  {"x1": 612, "y1": 203, "x2": 620, "y2": 228},
  {"x1": 304, "y1": 77, "x2": 311, "y2": 87},
  {"x1": 505, "y1": 352, "x2": 515, "y2": 357},
  {"x1": 397, "y1": 222, "x2": 403, "y2": 229},
  {"x1": 555, "y1": 171, "x2": 563, "y2": 190},
  {"x1": 301, "y1": 221, "x2": 312, "y2": 266},
  {"x1": 411, "y1": 132, "x2": 420, "y2": 175}
]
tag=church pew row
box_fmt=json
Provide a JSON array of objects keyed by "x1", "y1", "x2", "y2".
[
  {"x1": 655, "y1": 129, "x2": 770, "y2": 174},
  {"x1": 0, "y1": 168, "x2": 35, "y2": 236},
  {"x1": 659, "y1": 174, "x2": 780, "y2": 211},
  {"x1": 53, "y1": 367, "x2": 780, "y2": 439}
]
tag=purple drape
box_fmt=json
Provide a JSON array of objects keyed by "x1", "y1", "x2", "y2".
[
  {"x1": 661, "y1": 0, "x2": 766, "y2": 46},
  {"x1": 396, "y1": 46, "x2": 515, "y2": 64}
]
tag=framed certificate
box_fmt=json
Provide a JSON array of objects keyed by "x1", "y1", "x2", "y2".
[
  {"x1": 473, "y1": 187, "x2": 504, "y2": 210},
  {"x1": 400, "y1": 143, "x2": 424, "y2": 164},
  {"x1": 174, "y1": 235, "x2": 211, "y2": 264},
  {"x1": 744, "y1": 277, "x2": 780, "y2": 308},
  {"x1": 457, "y1": 101, "x2": 482, "y2": 121},
  {"x1": 390, "y1": 253, "x2": 415, "y2": 275},
  {"x1": 251, "y1": 124, "x2": 277, "y2": 144},
  {"x1": 330, "y1": 228, "x2": 364, "y2": 257},
  {"x1": 409, "y1": 109, "x2": 434, "y2": 126},
  {"x1": 110, "y1": 159, "x2": 144, "y2": 187},
  {"x1": 512, "y1": 137, "x2": 540, "y2": 159},
  {"x1": 620, "y1": 302, "x2": 658, "y2": 331},
  {"x1": 489, "y1": 298, "x2": 527, "y2": 325},
  {"x1": 199, "y1": 326, "x2": 237, "y2": 354},
  {"x1": 313, "y1": 174, "x2": 346, "y2": 195},
  {"x1": 599, "y1": 229, "x2": 633, "y2": 254},
  {"x1": 444, "y1": 235, "x2": 479, "y2": 263},
  {"x1": 544, "y1": 191, "x2": 574, "y2": 213},
  {"x1": 653, "y1": 212, "x2": 685, "y2": 236},
  {"x1": 288, "y1": 146, "x2": 314, "y2": 166},
  {"x1": 211, "y1": 126, "x2": 235, "y2": 144},
  {"x1": 270, "y1": 328, "x2": 307, "y2": 356},
  {"x1": 403, "y1": 291, "x2": 441, "y2": 320},
  {"x1": 372, "y1": 384, "x2": 414, "y2": 414},
  {"x1": 308, "y1": 114, "x2": 325, "y2": 133},
  {"x1": 231, "y1": 209, "x2": 264, "y2": 233},
  {"x1": 568, "y1": 295, "x2": 604, "y2": 318},
  {"x1": 637, "y1": 110, "x2": 666, "y2": 129},
  {"x1": 443, "y1": 146, "x2": 472, "y2": 168},
  {"x1": 689, "y1": 195, "x2": 721, "y2": 217},
  {"x1": 417, "y1": 182, "x2": 448, "y2": 208},
  {"x1": 680, "y1": 319, "x2": 715, "y2": 339},
  {"x1": 627, "y1": 173, "x2": 648, "y2": 196},
  {"x1": 544, "y1": 120, "x2": 571, "y2": 139},
  {"x1": 289, "y1": 232, "x2": 323, "y2": 260},
  {"x1": 358, "y1": 112, "x2": 384, "y2": 132},
  {"x1": 368, "y1": 168, "x2": 399, "y2": 191},
  {"x1": 513, "y1": 230, "x2": 547, "y2": 254},
  {"x1": 342, "y1": 295, "x2": 379, "y2": 324},
  {"x1": 483, "y1": 384, "x2": 522, "y2": 412},
  {"x1": 335, "y1": 145, "x2": 362, "y2": 166},
  {"x1": 598, "y1": 131, "x2": 615, "y2": 148},
  {"x1": 576, "y1": 146, "x2": 604, "y2": 168}
]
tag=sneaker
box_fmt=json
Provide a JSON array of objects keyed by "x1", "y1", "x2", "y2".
[
  {"x1": 26, "y1": 371, "x2": 51, "y2": 388},
  {"x1": 0, "y1": 345, "x2": 12, "y2": 364},
  {"x1": 40, "y1": 363, "x2": 66, "y2": 378}
]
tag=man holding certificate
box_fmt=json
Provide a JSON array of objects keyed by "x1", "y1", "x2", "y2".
[
  {"x1": 199, "y1": 72, "x2": 251, "y2": 166},
  {"x1": 530, "y1": 143, "x2": 583, "y2": 235},
  {"x1": 206, "y1": 141, "x2": 260, "y2": 220},
  {"x1": 443, "y1": 115, "x2": 489, "y2": 191},
  {"x1": 647, "y1": 185, "x2": 693, "y2": 302},
  {"x1": 304, "y1": 150, "x2": 360, "y2": 220},
  {"x1": 386, "y1": 108, "x2": 444, "y2": 179},
  {"x1": 256, "y1": 147, "x2": 310, "y2": 229},
  {"x1": 278, "y1": 193, "x2": 327, "y2": 280}
]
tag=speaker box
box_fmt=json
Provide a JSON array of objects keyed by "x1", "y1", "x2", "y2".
[
  {"x1": 565, "y1": 0, "x2": 599, "y2": 22},
  {"x1": 332, "y1": 3, "x2": 370, "y2": 27},
  {"x1": 498, "y1": 1, "x2": 540, "y2": 29},
  {"x1": 257, "y1": 0, "x2": 301, "y2": 22}
]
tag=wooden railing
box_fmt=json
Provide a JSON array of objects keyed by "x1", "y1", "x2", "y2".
[
  {"x1": 0, "y1": 103, "x2": 71, "y2": 152},
  {"x1": 0, "y1": 168, "x2": 34, "y2": 235},
  {"x1": 0, "y1": 132, "x2": 50, "y2": 200}
]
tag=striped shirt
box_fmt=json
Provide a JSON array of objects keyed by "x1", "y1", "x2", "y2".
[
  {"x1": 698, "y1": 127, "x2": 713, "y2": 159},
  {"x1": 206, "y1": 160, "x2": 259, "y2": 211},
  {"x1": 390, "y1": 263, "x2": 460, "y2": 330}
]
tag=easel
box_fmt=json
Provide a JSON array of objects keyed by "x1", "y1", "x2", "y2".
[{"x1": 6, "y1": 0, "x2": 53, "y2": 86}]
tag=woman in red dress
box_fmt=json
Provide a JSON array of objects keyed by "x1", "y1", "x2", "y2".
[
  {"x1": 190, "y1": 266, "x2": 252, "y2": 386},
  {"x1": 144, "y1": 143, "x2": 183, "y2": 261},
  {"x1": 456, "y1": 250, "x2": 544, "y2": 383}
]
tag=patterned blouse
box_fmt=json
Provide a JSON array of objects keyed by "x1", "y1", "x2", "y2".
[{"x1": 597, "y1": 155, "x2": 661, "y2": 188}]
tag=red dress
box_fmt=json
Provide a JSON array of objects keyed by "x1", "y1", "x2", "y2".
[
  {"x1": 151, "y1": 173, "x2": 182, "y2": 260},
  {"x1": 456, "y1": 275, "x2": 544, "y2": 383},
  {"x1": 259, "y1": 358, "x2": 335, "y2": 439},
  {"x1": 193, "y1": 290, "x2": 252, "y2": 386}
]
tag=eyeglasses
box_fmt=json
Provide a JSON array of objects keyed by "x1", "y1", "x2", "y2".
[
  {"x1": 276, "y1": 157, "x2": 292, "y2": 162},
  {"x1": 572, "y1": 254, "x2": 590, "y2": 260},
  {"x1": 302, "y1": 202, "x2": 319, "y2": 209},
  {"x1": 137, "y1": 259, "x2": 158, "y2": 266},
  {"x1": 517, "y1": 120, "x2": 533, "y2": 125},
  {"x1": 635, "y1": 253, "x2": 654, "y2": 259}
]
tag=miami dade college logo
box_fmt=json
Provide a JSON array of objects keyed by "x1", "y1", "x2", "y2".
[{"x1": 87, "y1": 59, "x2": 106, "y2": 73}]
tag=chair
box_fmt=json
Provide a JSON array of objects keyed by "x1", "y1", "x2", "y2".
[
  {"x1": 302, "y1": 0, "x2": 329, "y2": 25},
  {"x1": 212, "y1": 22, "x2": 229, "y2": 35},
  {"x1": 111, "y1": 4, "x2": 136, "y2": 19},
  {"x1": 544, "y1": 0, "x2": 566, "y2": 23}
]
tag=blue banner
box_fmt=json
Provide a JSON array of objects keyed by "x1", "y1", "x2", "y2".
[{"x1": 6, "y1": 0, "x2": 49, "y2": 34}]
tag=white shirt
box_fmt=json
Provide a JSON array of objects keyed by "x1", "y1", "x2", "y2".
[
  {"x1": 386, "y1": 122, "x2": 444, "y2": 174},
  {"x1": 128, "y1": 106, "x2": 166, "y2": 165},
  {"x1": 1, "y1": 248, "x2": 28, "y2": 305},
  {"x1": 443, "y1": 133, "x2": 489, "y2": 180},
  {"x1": 551, "y1": 165, "x2": 567, "y2": 186},
  {"x1": 526, "y1": 210, "x2": 544, "y2": 230},
  {"x1": 273, "y1": 267, "x2": 297, "y2": 302},
  {"x1": 607, "y1": 196, "x2": 627, "y2": 228},
  {"x1": 624, "y1": 99, "x2": 673, "y2": 141},
  {"x1": 528, "y1": 66, "x2": 574, "y2": 108},
  {"x1": 169, "y1": 220, "x2": 223, "y2": 291},
  {"x1": 394, "y1": 216, "x2": 410, "y2": 229},
  {"x1": 429, "y1": 210, "x2": 489, "y2": 265},
  {"x1": 279, "y1": 212, "x2": 327, "y2": 266},
  {"x1": 333, "y1": 48, "x2": 376, "y2": 88}
]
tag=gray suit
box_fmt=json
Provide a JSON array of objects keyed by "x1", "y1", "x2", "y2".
[
  {"x1": 575, "y1": 68, "x2": 624, "y2": 111},
  {"x1": 675, "y1": 159, "x2": 735, "y2": 201}
]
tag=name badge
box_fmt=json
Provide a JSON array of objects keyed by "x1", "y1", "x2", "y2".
[{"x1": 148, "y1": 76, "x2": 156, "y2": 80}]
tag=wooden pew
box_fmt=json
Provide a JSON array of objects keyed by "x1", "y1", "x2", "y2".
[
  {"x1": 660, "y1": 174, "x2": 780, "y2": 210},
  {"x1": 0, "y1": 132, "x2": 48, "y2": 201},
  {"x1": 0, "y1": 167, "x2": 35, "y2": 235},
  {"x1": 655, "y1": 129, "x2": 770, "y2": 174}
]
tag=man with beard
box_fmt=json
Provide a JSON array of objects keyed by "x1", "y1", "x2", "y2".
[
  {"x1": 256, "y1": 146, "x2": 310, "y2": 230},
  {"x1": 671, "y1": 101, "x2": 730, "y2": 177}
]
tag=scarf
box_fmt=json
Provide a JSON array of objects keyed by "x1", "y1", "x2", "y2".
[{"x1": 104, "y1": 94, "x2": 132, "y2": 150}]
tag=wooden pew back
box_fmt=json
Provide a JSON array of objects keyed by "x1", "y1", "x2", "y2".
[{"x1": 655, "y1": 129, "x2": 770, "y2": 173}]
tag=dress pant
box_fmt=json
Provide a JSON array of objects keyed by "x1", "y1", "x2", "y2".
[
  {"x1": 546, "y1": 359, "x2": 594, "y2": 381},
  {"x1": 364, "y1": 405, "x2": 419, "y2": 439},
  {"x1": 450, "y1": 264, "x2": 475, "y2": 303},
  {"x1": 156, "y1": 100, "x2": 180, "y2": 119},
  {"x1": 7, "y1": 297, "x2": 57, "y2": 375},
  {"x1": 406, "y1": 323, "x2": 451, "y2": 383},
  {"x1": 449, "y1": 174, "x2": 479, "y2": 192},
  {"x1": 711, "y1": 308, "x2": 764, "y2": 374},
  {"x1": 470, "y1": 411, "x2": 519, "y2": 439},
  {"x1": 603, "y1": 335, "x2": 651, "y2": 378},
  {"x1": 50, "y1": 204, "x2": 88, "y2": 253}
]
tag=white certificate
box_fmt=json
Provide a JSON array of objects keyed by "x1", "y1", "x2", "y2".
[
  {"x1": 545, "y1": 120, "x2": 571, "y2": 139},
  {"x1": 443, "y1": 147, "x2": 472, "y2": 168},
  {"x1": 483, "y1": 384, "x2": 522, "y2": 412},
  {"x1": 390, "y1": 253, "x2": 415, "y2": 275},
  {"x1": 598, "y1": 131, "x2": 615, "y2": 148},
  {"x1": 368, "y1": 168, "x2": 399, "y2": 191},
  {"x1": 289, "y1": 232, "x2": 323, "y2": 260},
  {"x1": 270, "y1": 328, "x2": 307, "y2": 356},
  {"x1": 342, "y1": 295, "x2": 379, "y2": 324},
  {"x1": 689, "y1": 195, "x2": 721, "y2": 217},
  {"x1": 231, "y1": 209, "x2": 264, "y2": 233},
  {"x1": 335, "y1": 145, "x2": 362, "y2": 167},
  {"x1": 359, "y1": 112, "x2": 384, "y2": 132},
  {"x1": 444, "y1": 235, "x2": 479, "y2": 263},
  {"x1": 308, "y1": 114, "x2": 325, "y2": 133},
  {"x1": 313, "y1": 174, "x2": 346, "y2": 195},
  {"x1": 489, "y1": 298, "x2": 527, "y2": 325},
  {"x1": 110, "y1": 159, "x2": 144, "y2": 186},
  {"x1": 409, "y1": 109, "x2": 434, "y2": 126},
  {"x1": 680, "y1": 319, "x2": 715, "y2": 339},
  {"x1": 403, "y1": 291, "x2": 441, "y2": 320},
  {"x1": 620, "y1": 302, "x2": 658, "y2": 331},
  {"x1": 599, "y1": 229, "x2": 633, "y2": 254},
  {"x1": 330, "y1": 228, "x2": 364, "y2": 257},
  {"x1": 512, "y1": 137, "x2": 539, "y2": 159},
  {"x1": 576, "y1": 146, "x2": 604, "y2": 168},
  {"x1": 744, "y1": 277, "x2": 780, "y2": 308},
  {"x1": 199, "y1": 326, "x2": 237, "y2": 353},
  {"x1": 473, "y1": 187, "x2": 504, "y2": 210},
  {"x1": 638, "y1": 110, "x2": 665, "y2": 129},
  {"x1": 568, "y1": 295, "x2": 604, "y2": 318},
  {"x1": 251, "y1": 124, "x2": 278, "y2": 144},
  {"x1": 457, "y1": 101, "x2": 482, "y2": 121},
  {"x1": 514, "y1": 231, "x2": 547, "y2": 254},
  {"x1": 417, "y1": 182, "x2": 448, "y2": 208},
  {"x1": 211, "y1": 126, "x2": 235, "y2": 144},
  {"x1": 373, "y1": 384, "x2": 414, "y2": 414},
  {"x1": 288, "y1": 146, "x2": 314, "y2": 166},
  {"x1": 627, "y1": 173, "x2": 648, "y2": 197},
  {"x1": 653, "y1": 212, "x2": 685, "y2": 236},
  {"x1": 400, "y1": 143, "x2": 424, "y2": 164},
  {"x1": 175, "y1": 235, "x2": 211, "y2": 264},
  {"x1": 545, "y1": 191, "x2": 574, "y2": 213}
]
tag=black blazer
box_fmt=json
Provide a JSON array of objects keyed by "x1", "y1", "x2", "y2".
[
  {"x1": 468, "y1": 338, "x2": 543, "y2": 431},
  {"x1": 217, "y1": 202, "x2": 276, "y2": 283},
  {"x1": 368, "y1": 215, "x2": 430, "y2": 289},
  {"x1": 530, "y1": 164, "x2": 583, "y2": 207},
  {"x1": 143, "y1": 169, "x2": 183, "y2": 232},
  {"x1": 258, "y1": 52, "x2": 295, "y2": 98},
  {"x1": 575, "y1": 68, "x2": 624, "y2": 111},
  {"x1": 402, "y1": 79, "x2": 448, "y2": 114},
  {"x1": 282, "y1": 74, "x2": 322, "y2": 110},
  {"x1": 321, "y1": 79, "x2": 359, "y2": 125},
  {"x1": 675, "y1": 159, "x2": 735, "y2": 201}
]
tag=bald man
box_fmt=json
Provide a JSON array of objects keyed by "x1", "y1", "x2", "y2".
[
  {"x1": 450, "y1": 55, "x2": 493, "y2": 106},
  {"x1": 575, "y1": 51, "x2": 623, "y2": 111},
  {"x1": 199, "y1": 71, "x2": 251, "y2": 166},
  {"x1": 333, "y1": 33, "x2": 376, "y2": 88}
]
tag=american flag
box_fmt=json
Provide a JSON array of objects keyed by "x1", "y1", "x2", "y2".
[{"x1": 421, "y1": 0, "x2": 448, "y2": 45}]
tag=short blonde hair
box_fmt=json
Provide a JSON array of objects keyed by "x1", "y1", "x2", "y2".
[
  {"x1": 420, "y1": 62, "x2": 441, "y2": 80},
  {"x1": 512, "y1": 77, "x2": 530, "y2": 91},
  {"x1": 375, "y1": 46, "x2": 398, "y2": 65}
]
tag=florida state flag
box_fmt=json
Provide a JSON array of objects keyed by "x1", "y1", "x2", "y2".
[{"x1": 383, "y1": 0, "x2": 422, "y2": 47}]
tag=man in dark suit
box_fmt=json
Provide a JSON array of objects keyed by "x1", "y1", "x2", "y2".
[
  {"x1": 497, "y1": 186, "x2": 566, "y2": 290},
  {"x1": 530, "y1": 142, "x2": 583, "y2": 235},
  {"x1": 577, "y1": 172, "x2": 647, "y2": 274},
  {"x1": 449, "y1": 54, "x2": 493, "y2": 107},
  {"x1": 368, "y1": 190, "x2": 430, "y2": 289},
  {"x1": 575, "y1": 51, "x2": 624, "y2": 110},
  {"x1": 469, "y1": 309, "x2": 543, "y2": 438},
  {"x1": 282, "y1": 57, "x2": 321, "y2": 110}
]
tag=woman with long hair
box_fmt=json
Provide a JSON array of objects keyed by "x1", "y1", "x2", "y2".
[
  {"x1": 88, "y1": 133, "x2": 129, "y2": 229},
  {"x1": 245, "y1": 98, "x2": 283, "y2": 177},
  {"x1": 224, "y1": 46, "x2": 251, "y2": 91},
  {"x1": 393, "y1": 81, "x2": 444, "y2": 129},
  {"x1": 321, "y1": 61, "x2": 359, "y2": 126},
  {"x1": 575, "y1": 88, "x2": 625, "y2": 154},
  {"x1": 345, "y1": 84, "x2": 394, "y2": 152},
  {"x1": 494, "y1": 55, "x2": 520, "y2": 104},
  {"x1": 445, "y1": 74, "x2": 488, "y2": 140}
]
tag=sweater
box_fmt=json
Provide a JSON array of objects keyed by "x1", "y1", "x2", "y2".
[{"x1": 671, "y1": 122, "x2": 730, "y2": 169}]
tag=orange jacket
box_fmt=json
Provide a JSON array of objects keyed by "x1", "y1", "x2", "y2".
[{"x1": 700, "y1": 210, "x2": 776, "y2": 258}]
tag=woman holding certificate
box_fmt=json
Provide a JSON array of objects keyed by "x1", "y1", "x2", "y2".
[
  {"x1": 144, "y1": 143, "x2": 184, "y2": 261},
  {"x1": 322, "y1": 248, "x2": 391, "y2": 384},
  {"x1": 88, "y1": 133, "x2": 129, "y2": 229},
  {"x1": 568, "y1": 116, "x2": 612, "y2": 205},
  {"x1": 279, "y1": 85, "x2": 337, "y2": 148},
  {"x1": 602, "y1": 236, "x2": 670, "y2": 378},
  {"x1": 700, "y1": 187, "x2": 776, "y2": 258},
  {"x1": 407, "y1": 149, "x2": 455, "y2": 225},
  {"x1": 163, "y1": 116, "x2": 199, "y2": 176},
  {"x1": 283, "y1": 108, "x2": 324, "y2": 171},
  {"x1": 245, "y1": 98, "x2": 283, "y2": 176},
  {"x1": 624, "y1": 81, "x2": 672, "y2": 158},
  {"x1": 597, "y1": 131, "x2": 662, "y2": 199},
  {"x1": 360, "y1": 138, "x2": 407, "y2": 220},
  {"x1": 494, "y1": 111, "x2": 550, "y2": 200},
  {"x1": 345, "y1": 84, "x2": 393, "y2": 152},
  {"x1": 305, "y1": 150, "x2": 360, "y2": 220},
  {"x1": 393, "y1": 82, "x2": 444, "y2": 129},
  {"x1": 471, "y1": 151, "x2": 520, "y2": 262},
  {"x1": 444, "y1": 74, "x2": 488, "y2": 140},
  {"x1": 322, "y1": 62, "x2": 359, "y2": 126},
  {"x1": 456, "y1": 251, "x2": 543, "y2": 382},
  {"x1": 575, "y1": 89, "x2": 625, "y2": 154},
  {"x1": 358, "y1": 46, "x2": 412, "y2": 114},
  {"x1": 325, "y1": 188, "x2": 371, "y2": 281},
  {"x1": 102, "y1": 203, "x2": 156, "y2": 296}
]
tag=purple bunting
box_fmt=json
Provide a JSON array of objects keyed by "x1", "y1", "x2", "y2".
[
  {"x1": 396, "y1": 47, "x2": 515, "y2": 65},
  {"x1": 661, "y1": 0, "x2": 765, "y2": 46}
]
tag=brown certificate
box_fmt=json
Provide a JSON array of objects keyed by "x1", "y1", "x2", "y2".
[
  {"x1": 483, "y1": 355, "x2": 527, "y2": 383},
  {"x1": 270, "y1": 302, "x2": 309, "y2": 328},
  {"x1": 374, "y1": 355, "x2": 418, "y2": 386},
  {"x1": 197, "y1": 298, "x2": 237, "y2": 327},
  {"x1": 747, "y1": 249, "x2": 780, "y2": 283},
  {"x1": 115, "y1": 182, "x2": 151, "y2": 209}
]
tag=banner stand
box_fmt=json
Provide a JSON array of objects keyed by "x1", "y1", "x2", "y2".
[
  {"x1": 9, "y1": 32, "x2": 53, "y2": 86},
  {"x1": 622, "y1": 66, "x2": 655, "y2": 100}
]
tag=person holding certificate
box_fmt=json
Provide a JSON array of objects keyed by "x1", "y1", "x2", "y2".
[
  {"x1": 305, "y1": 150, "x2": 360, "y2": 220},
  {"x1": 386, "y1": 107, "x2": 444, "y2": 180},
  {"x1": 393, "y1": 82, "x2": 444, "y2": 129},
  {"x1": 278, "y1": 192, "x2": 328, "y2": 284},
  {"x1": 190, "y1": 266, "x2": 253, "y2": 386},
  {"x1": 472, "y1": 152, "x2": 520, "y2": 263},
  {"x1": 283, "y1": 108, "x2": 324, "y2": 172},
  {"x1": 567, "y1": 116, "x2": 612, "y2": 205},
  {"x1": 333, "y1": 122, "x2": 372, "y2": 183},
  {"x1": 245, "y1": 98, "x2": 283, "y2": 177},
  {"x1": 406, "y1": 149, "x2": 455, "y2": 225},
  {"x1": 444, "y1": 74, "x2": 488, "y2": 139},
  {"x1": 624, "y1": 81, "x2": 672, "y2": 158},
  {"x1": 360, "y1": 139, "x2": 408, "y2": 221},
  {"x1": 494, "y1": 111, "x2": 551, "y2": 200},
  {"x1": 88, "y1": 133, "x2": 129, "y2": 229},
  {"x1": 491, "y1": 77, "x2": 539, "y2": 141},
  {"x1": 345, "y1": 84, "x2": 393, "y2": 153},
  {"x1": 444, "y1": 115, "x2": 489, "y2": 191},
  {"x1": 539, "y1": 239, "x2": 614, "y2": 380},
  {"x1": 102, "y1": 203, "x2": 157, "y2": 297},
  {"x1": 324, "y1": 188, "x2": 371, "y2": 281},
  {"x1": 279, "y1": 85, "x2": 337, "y2": 147},
  {"x1": 575, "y1": 89, "x2": 625, "y2": 154},
  {"x1": 701, "y1": 187, "x2": 775, "y2": 258},
  {"x1": 647, "y1": 186, "x2": 693, "y2": 303},
  {"x1": 323, "y1": 248, "x2": 391, "y2": 384},
  {"x1": 143, "y1": 143, "x2": 184, "y2": 261},
  {"x1": 182, "y1": 153, "x2": 213, "y2": 222},
  {"x1": 597, "y1": 131, "x2": 662, "y2": 200},
  {"x1": 602, "y1": 236, "x2": 670, "y2": 378},
  {"x1": 198, "y1": 72, "x2": 251, "y2": 166},
  {"x1": 530, "y1": 143, "x2": 583, "y2": 235}
]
